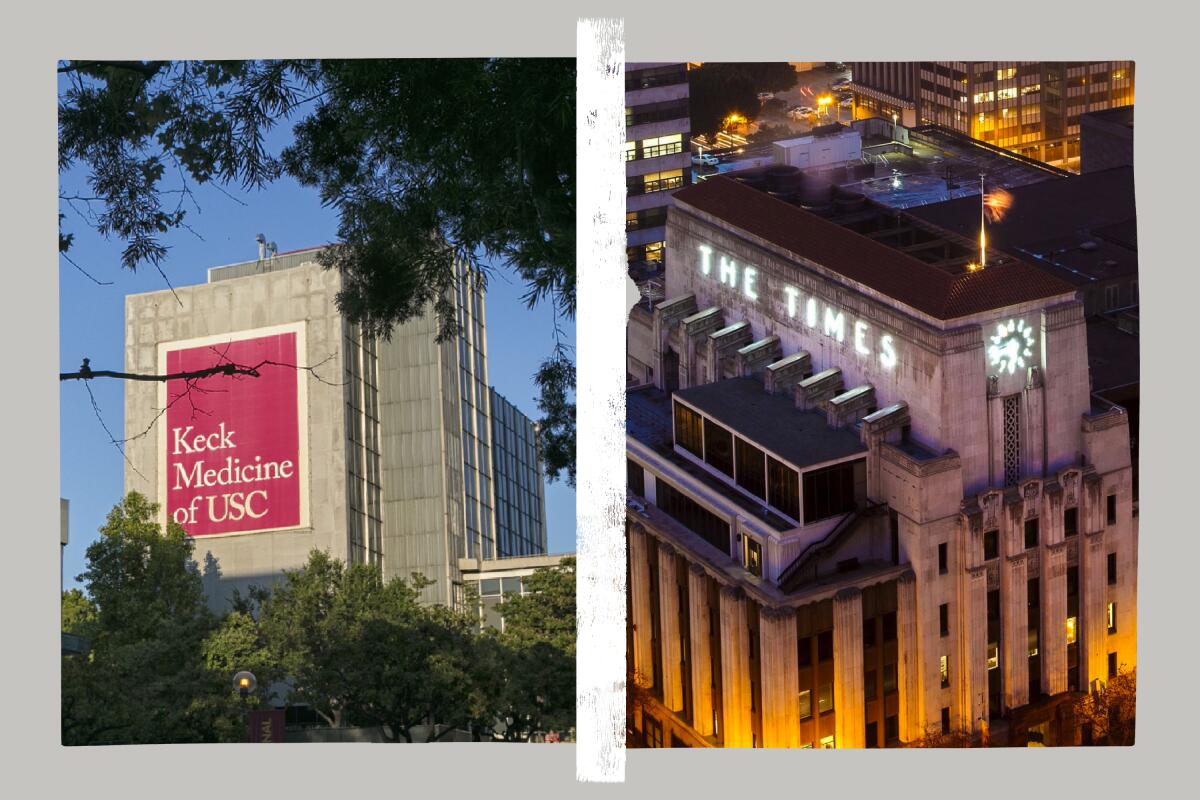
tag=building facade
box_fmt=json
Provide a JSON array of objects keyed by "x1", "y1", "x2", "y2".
[
  {"x1": 626, "y1": 62, "x2": 693, "y2": 279},
  {"x1": 848, "y1": 62, "x2": 1134, "y2": 169},
  {"x1": 626, "y1": 176, "x2": 1137, "y2": 747},
  {"x1": 123, "y1": 247, "x2": 547, "y2": 610}
]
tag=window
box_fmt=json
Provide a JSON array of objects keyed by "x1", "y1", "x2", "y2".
[
  {"x1": 865, "y1": 669, "x2": 877, "y2": 701},
  {"x1": 703, "y1": 418, "x2": 734, "y2": 478},
  {"x1": 940, "y1": 655, "x2": 950, "y2": 688},
  {"x1": 655, "y1": 479, "x2": 731, "y2": 556},
  {"x1": 1104, "y1": 284, "x2": 1120, "y2": 311},
  {"x1": 1064, "y1": 507, "x2": 1078, "y2": 537},
  {"x1": 863, "y1": 618, "x2": 877, "y2": 648},
  {"x1": 819, "y1": 734, "x2": 835, "y2": 749},
  {"x1": 1107, "y1": 494, "x2": 1117, "y2": 525},
  {"x1": 735, "y1": 438, "x2": 766, "y2": 500},
  {"x1": 885, "y1": 714, "x2": 899, "y2": 744},
  {"x1": 673, "y1": 401, "x2": 703, "y2": 458},
  {"x1": 1108, "y1": 652, "x2": 1118, "y2": 678},
  {"x1": 1108, "y1": 553, "x2": 1117, "y2": 585},
  {"x1": 626, "y1": 64, "x2": 688, "y2": 91},
  {"x1": 817, "y1": 630, "x2": 833, "y2": 662},
  {"x1": 938, "y1": 542, "x2": 948, "y2": 574},
  {"x1": 818, "y1": 683, "x2": 834, "y2": 714},
  {"x1": 1003, "y1": 394, "x2": 1021, "y2": 487},
  {"x1": 987, "y1": 643, "x2": 999, "y2": 670},
  {"x1": 623, "y1": 141, "x2": 637, "y2": 162},
  {"x1": 797, "y1": 636, "x2": 812, "y2": 668},
  {"x1": 883, "y1": 662, "x2": 898, "y2": 695},
  {"x1": 743, "y1": 536, "x2": 763, "y2": 577},
  {"x1": 941, "y1": 707, "x2": 951, "y2": 734},
  {"x1": 802, "y1": 459, "x2": 863, "y2": 523},
  {"x1": 635, "y1": 168, "x2": 684, "y2": 195},
  {"x1": 882, "y1": 611, "x2": 897, "y2": 642},
  {"x1": 1025, "y1": 518, "x2": 1039, "y2": 550},
  {"x1": 866, "y1": 721, "x2": 878, "y2": 748},
  {"x1": 639, "y1": 133, "x2": 683, "y2": 159},
  {"x1": 940, "y1": 604, "x2": 950, "y2": 637},
  {"x1": 1066, "y1": 616, "x2": 1077, "y2": 645},
  {"x1": 799, "y1": 689, "x2": 812, "y2": 720},
  {"x1": 1107, "y1": 602, "x2": 1117, "y2": 634},
  {"x1": 627, "y1": 459, "x2": 645, "y2": 497},
  {"x1": 983, "y1": 529, "x2": 999, "y2": 560},
  {"x1": 767, "y1": 456, "x2": 800, "y2": 521},
  {"x1": 643, "y1": 714, "x2": 664, "y2": 747}
]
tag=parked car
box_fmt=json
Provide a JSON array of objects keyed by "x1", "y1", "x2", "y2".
[
  {"x1": 831, "y1": 78, "x2": 851, "y2": 91},
  {"x1": 788, "y1": 106, "x2": 815, "y2": 120},
  {"x1": 757, "y1": 91, "x2": 775, "y2": 102},
  {"x1": 840, "y1": 97, "x2": 853, "y2": 108},
  {"x1": 692, "y1": 152, "x2": 720, "y2": 167}
]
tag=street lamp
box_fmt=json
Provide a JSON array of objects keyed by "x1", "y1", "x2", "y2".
[
  {"x1": 892, "y1": 111, "x2": 899, "y2": 141},
  {"x1": 233, "y1": 670, "x2": 257, "y2": 742},
  {"x1": 818, "y1": 94, "x2": 832, "y2": 121}
]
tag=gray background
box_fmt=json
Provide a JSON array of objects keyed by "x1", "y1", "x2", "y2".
[{"x1": 3, "y1": 0, "x2": 1194, "y2": 795}]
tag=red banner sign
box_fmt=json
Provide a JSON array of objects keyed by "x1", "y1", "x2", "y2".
[
  {"x1": 248, "y1": 709, "x2": 285, "y2": 743},
  {"x1": 162, "y1": 327, "x2": 306, "y2": 537}
]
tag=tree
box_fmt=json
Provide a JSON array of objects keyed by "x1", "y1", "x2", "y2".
[
  {"x1": 490, "y1": 558, "x2": 576, "y2": 740},
  {"x1": 61, "y1": 588, "x2": 98, "y2": 640},
  {"x1": 1073, "y1": 666, "x2": 1136, "y2": 746},
  {"x1": 61, "y1": 493, "x2": 244, "y2": 745},
  {"x1": 688, "y1": 62, "x2": 799, "y2": 138},
  {"x1": 58, "y1": 59, "x2": 576, "y2": 483}
]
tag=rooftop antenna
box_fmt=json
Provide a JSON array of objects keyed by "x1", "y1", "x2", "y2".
[{"x1": 255, "y1": 233, "x2": 266, "y2": 263}]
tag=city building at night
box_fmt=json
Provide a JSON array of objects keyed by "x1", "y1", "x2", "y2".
[
  {"x1": 626, "y1": 175, "x2": 1137, "y2": 747},
  {"x1": 122, "y1": 247, "x2": 548, "y2": 610},
  {"x1": 626, "y1": 62, "x2": 692, "y2": 281},
  {"x1": 847, "y1": 62, "x2": 1134, "y2": 169}
]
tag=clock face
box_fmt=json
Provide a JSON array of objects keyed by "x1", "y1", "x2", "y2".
[{"x1": 988, "y1": 318, "x2": 1036, "y2": 375}]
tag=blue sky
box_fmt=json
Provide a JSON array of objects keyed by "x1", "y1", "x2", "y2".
[{"x1": 59, "y1": 122, "x2": 577, "y2": 592}]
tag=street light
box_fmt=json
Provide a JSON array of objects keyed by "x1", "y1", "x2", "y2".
[
  {"x1": 892, "y1": 111, "x2": 899, "y2": 141},
  {"x1": 233, "y1": 670, "x2": 257, "y2": 742}
]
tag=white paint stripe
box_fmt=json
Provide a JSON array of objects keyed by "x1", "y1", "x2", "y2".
[{"x1": 576, "y1": 16, "x2": 626, "y2": 783}]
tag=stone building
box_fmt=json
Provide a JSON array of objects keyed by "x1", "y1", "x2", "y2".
[
  {"x1": 626, "y1": 176, "x2": 1137, "y2": 747},
  {"x1": 123, "y1": 247, "x2": 547, "y2": 611}
]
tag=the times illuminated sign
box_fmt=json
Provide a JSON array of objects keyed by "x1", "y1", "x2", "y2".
[
  {"x1": 696, "y1": 244, "x2": 899, "y2": 369},
  {"x1": 158, "y1": 323, "x2": 308, "y2": 536}
]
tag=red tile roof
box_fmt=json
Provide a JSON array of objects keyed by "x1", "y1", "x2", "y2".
[{"x1": 672, "y1": 177, "x2": 1076, "y2": 320}]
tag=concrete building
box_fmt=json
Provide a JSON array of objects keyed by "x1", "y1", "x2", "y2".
[
  {"x1": 123, "y1": 247, "x2": 548, "y2": 610},
  {"x1": 461, "y1": 552, "x2": 572, "y2": 632},
  {"x1": 848, "y1": 62, "x2": 1134, "y2": 170},
  {"x1": 1080, "y1": 106, "x2": 1134, "y2": 174},
  {"x1": 626, "y1": 62, "x2": 692, "y2": 283},
  {"x1": 626, "y1": 176, "x2": 1137, "y2": 747}
]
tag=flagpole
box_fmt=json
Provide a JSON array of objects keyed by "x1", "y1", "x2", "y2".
[{"x1": 980, "y1": 174, "x2": 986, "y2": 268}]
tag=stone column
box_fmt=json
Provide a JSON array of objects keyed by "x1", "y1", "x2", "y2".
[
  {"x1": 718, "y1": 585, "x2": 752, "y2": 747},
  {"x1": 629, "y1": 523, "x2": 654, "y2": 689},
  {"x1": 657, "y1": 544, "x2": 684, "y2": 712},
  {"x1": 758, "y1": 605, "x2": 800, "y2": 748},
  {"x1": 687, "y1": 565, "x2": 714, "y2": 737},
  {"x1": 1001, "y1": 553, "x2": 1029, "y2": 709},
  {"x1": 1042, "y1": 541, "x2": 1068, "y2": 696},
  {"x1": 897, "y1": 570, "x2": 921, "y2": 742},
  {"x1": 960, "y1": 565, "x2": 989, "y2": 733},
  {"x1": 1081, "y1": 530, "x2": 1108, "y2": 689},
  {"x1": 833, "y1": 587, "x2": 865, "y2": 749}
]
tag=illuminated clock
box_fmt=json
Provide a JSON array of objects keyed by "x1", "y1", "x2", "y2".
[{"x1": 987, "y1": 318, "x2": 1035, "y2": 375}]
